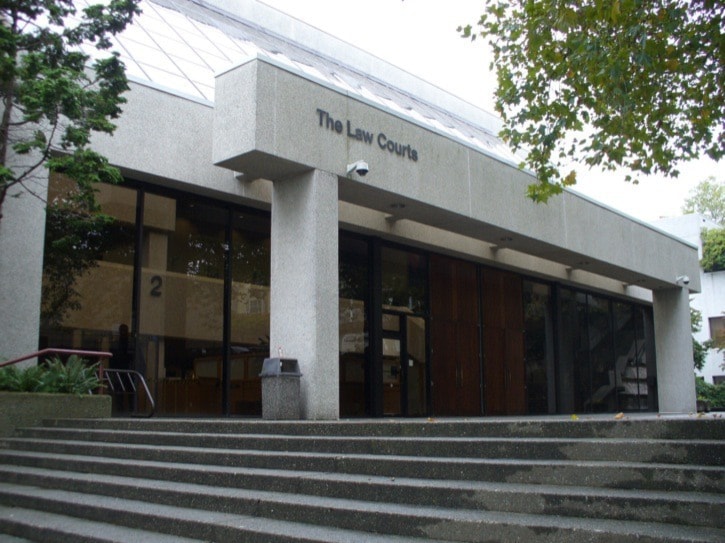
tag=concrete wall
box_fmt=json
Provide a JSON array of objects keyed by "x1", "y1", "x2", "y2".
[
  {"x1": 213, "y1": 58, "x2": 700, "y2": 294},
  {"x1": 0, "y1": 392, "x2": 111, "y2": 437},
  {"x1": 0, "y1": 156, "x2": 48, "y2": 364},
  {"x1": 654, "y1": 214, "x2": 725, "y2": 383},
  {"x1": 653, "y1": 287, "x2": 697, "y2": 413}
]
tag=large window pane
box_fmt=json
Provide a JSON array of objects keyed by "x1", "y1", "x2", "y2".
[
  {"x1": 523, "y1": 281, "x2": 554, "y2": 414},
  {"x1": 587, "y1": 295, "x2": 616, "y2": 412},
  {"x1": 229, "y1": 211, "x2": 270, "y2": 416},
  {"x1": 406, "y1": 315, "x2": 427, "y2": 416},
  {"x1": 140, "y1": 195, "x2": 226, "y2": 416},
  {"x1": 381, "y1": 247, "x2": 427, "y2": 314},
  {"x1": 339, "y1": 235, "x2": 369, "y2": 417},
  {"x1": 40, "y1": 174, "x2": 136, "y2": 360},
  {"x1": 558, "y1": 289, "x2": 588, "y2": 413}
]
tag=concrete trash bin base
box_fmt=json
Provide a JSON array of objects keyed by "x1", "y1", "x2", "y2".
[{"x1": 260, "y1": 357, "x2": 302, "y2": 420}]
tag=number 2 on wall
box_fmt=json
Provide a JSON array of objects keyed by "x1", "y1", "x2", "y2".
[{"x1": 150, "y1": 275, "x2": 163, "y2": 297}]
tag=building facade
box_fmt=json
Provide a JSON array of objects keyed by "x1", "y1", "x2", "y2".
[
  {"x1": 654, "y1": 214, "x2": 725, "y2": 385},
  {"x1": 0, "y1": 0, "x2": 700, "y2": 418}
]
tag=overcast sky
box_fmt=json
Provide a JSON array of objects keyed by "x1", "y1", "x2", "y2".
[{"x1": 259, "y1": 0, "x2": 720, "y2": 223}]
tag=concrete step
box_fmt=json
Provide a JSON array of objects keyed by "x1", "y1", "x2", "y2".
[
  {"x1": 0, "y1": 480, "x2": 722, "y2": 543},
  {"x1": 0, "y1": 505, "x2": 204, "y2": 543},
  {"x1": 3, "y1": 437, "x2": 722, "y2": 493},
  {"x1": 11, "y1": 426, "x2": 724, "y2": 465},
  {"x1": 0, "y1": 456, "x2": 722, "y2": 529},
  {"x1": 44, "y1": 416, "x2": 725, "y2": 440},
  {"x1": 1, "y1": 417, "x2": 723, "y2": 542},
  {"x1": 0, "y1": 484, "x2": 444, "y2": 543}
]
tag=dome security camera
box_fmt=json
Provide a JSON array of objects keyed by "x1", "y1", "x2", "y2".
[
  {"x1": 346, "y1": 160, "x2": 369, "y2": 177},
  {"x1": 676, "y1": 275, "x2": 690, "y2": 286}
]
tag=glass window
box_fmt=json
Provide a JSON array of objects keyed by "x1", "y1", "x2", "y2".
[
  {"x1": 229, "y1": 211, "x2": 270, "y2": 416},
  {"x1": 339, "y1": 235, "x2": 369, "y2": 417},
  {"x1": 634, "y1": 306, "x2": 656, "y2": 411},
  {"x1": 709, "y1": 317, "x2": 725, "y2": 350},
  {"x1": 586, "y1": 295, "x2": 616, "y2": 412},
  {"x1": 381, "y1": 247, "x2": 427, "y2": 314},
  {"x1": 523, "y1": 281, "x2": 554, "y2": 414},
  {"x1": 40, "y1": 174, "x2": 136, "y2": 358},
  {"x1": 557, "y1": 288, "x2": 588, "y2": 413},
  {"x1": 139, "y1": 196, "x2": 227, "y2": 416},
  {"x1": 406, "y1": 315, "x2": 427, "y2": 416}
]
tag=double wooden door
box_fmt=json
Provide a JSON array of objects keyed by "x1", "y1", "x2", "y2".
[
  {"x1": 481, "y1": 268, "x2": 526, "y2": 416},
  {"x1": 430, "y1": 255, "x2": 481, "y2": 415},
  {"x1": 429, "y1": 255, "x2": 526, "y2": 416}
]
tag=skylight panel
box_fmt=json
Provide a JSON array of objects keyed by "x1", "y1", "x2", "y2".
[
  {"x1": 196, "y1": 83, "x2": 215, "y2": 102},
  {"x1": 118, "y1": 21, "x2": 157, "y2": 48},
  {"x1": 172, "y1": 56, "x2": 214, "y2": 89},
  {"x1": 139, "y1": 64, "x2": 203, "y2": 98},
  {"x1": 122, "y1": 39, "x2": 179, "y2": 75}
]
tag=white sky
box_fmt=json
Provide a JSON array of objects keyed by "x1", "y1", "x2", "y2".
[{"x1": 260, "y1": 0, "x2": 721, "y2": 223}]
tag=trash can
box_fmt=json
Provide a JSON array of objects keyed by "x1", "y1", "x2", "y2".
[{"x1": 259, "y1": 357, "x2": 302, "y2": 420}]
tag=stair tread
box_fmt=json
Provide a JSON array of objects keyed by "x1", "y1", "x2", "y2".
[
  {"x1": 16, "y1": 426, "x2": 725, "y2": 444},
  {"x1": 1, "y1": 418, "x2": 723, "y2": 542},
  {"x1": 0, "y1": 451, "x2": 722, "y2": 504},
  {"x1": 0, "y1": 504, "x2": 204, "y2": 542},
  {"x1": 0, "y1": 484, "x2": 449, "y2": 543},
  {"x1": 0, "y1": 483, "x2": 725, "y2": 542},
  {"x1": 4, "y1": 436, "x2": 722, "y2": 470}
]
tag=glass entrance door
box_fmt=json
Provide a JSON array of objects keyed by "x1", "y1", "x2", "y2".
[{"x1": 382, "y1": 311, "x2": 427, "y2": 416}]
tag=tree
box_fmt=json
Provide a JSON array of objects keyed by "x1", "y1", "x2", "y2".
[
  {"x1": 0, "y1": 0, "x2": 141, "y2": 225},
  {"x1": 682, "y1": 177, "x2": 725, "y2": 226},
  {"x1": 460, "y1": 1, "x2": 724, "y2": 202},
  {"x1": 701, "y1": 227, "x2": 725, "y2": 273},
  {"x1": 691, "y1": 306, "x2": 713, "y2": 371}
]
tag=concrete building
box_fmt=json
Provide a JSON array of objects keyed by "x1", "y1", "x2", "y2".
[
  {"x1": 654, "y1": 214, "x2": 725, "y2": 385},
  {"x1": 0, "y1": 0, "x2": 700, "y2": 418}
]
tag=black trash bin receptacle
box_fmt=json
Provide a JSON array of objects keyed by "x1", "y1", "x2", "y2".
[{"x1": 259, "y1": 357, "x2": 302, "y2": 420}]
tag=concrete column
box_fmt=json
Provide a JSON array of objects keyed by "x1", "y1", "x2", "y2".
[
  {"x1": 0, "y1": 165, "x2": 48, "y2": 364},
  {"x1": 270, "y1": 169, "x2": 339, "y2": 419},
  {"x1": 652, "y1": 287, "x2": 697, "y2": 413}
]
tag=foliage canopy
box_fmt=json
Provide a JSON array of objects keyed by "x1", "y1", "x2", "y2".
[
  {"x1": 682, "y1": 177, "x2": 725, "y2": 226},
  {"x1": 0, "y1": 0, "x2": 140, "y2": 223},
  {"x1": 461, "y1": 0, "x2": 724, "y2": 202},
  {"x1": 701, "y1": 227, "x2": 725, "y2": 273},
  {"x1": 691, "y1": 306, "x2": 712, "y2": 371}
]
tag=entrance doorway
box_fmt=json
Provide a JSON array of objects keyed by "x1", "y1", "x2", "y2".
[
  {"x1": 429, "y1": 255, "x2": 481, "y2": 416},
  {"x1": 381, "y1": 312, "x2": 427, "y2": 416},
  {"x1": 481, "y1": 268, "x2": 526, "y2": 415}
]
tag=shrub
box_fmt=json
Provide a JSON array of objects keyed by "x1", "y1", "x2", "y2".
[
  {"x1": 701, "y1": 227, "x2": 725, "y2": 273},
  {"x1": 0, "y1": 356, "x2": 99, "y2": 395},
  {"x1": 695, "y1": 377, "x2": 725, "y2": 409}
]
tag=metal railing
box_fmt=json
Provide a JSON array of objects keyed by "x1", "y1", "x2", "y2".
[
  {"x1": 1, "y1": 348, "x2": 155, "y2": 417},
  {"x1": 98, "y1": 367, "x2": 156, "y2": 418}
]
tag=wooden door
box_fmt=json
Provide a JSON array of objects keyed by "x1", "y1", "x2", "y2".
[
  {"x1": 429, "y1": 255, "x2": 481, "y2": 416},
  {"x1": 481, "y1": 268, "x2": 526, "y2": 415}
]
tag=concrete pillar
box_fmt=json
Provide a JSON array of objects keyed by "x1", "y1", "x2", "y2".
[
  {"x1": 652, "y1": 287, "x2": 697, "y2": 413},
  {"x1": 270, "y1": 169, "x2": 339, "y2": 419},
  {"x1": 0, "y1": 165, "x2": 48, "y2": 364}
]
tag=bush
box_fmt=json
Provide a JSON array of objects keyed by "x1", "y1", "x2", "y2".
[
  {"x1": 695, "y1": 377, "x2": 725, "y2": 409},
  {"x1": 0, "y1": 356, "x2": 99, "y2": 395},
  {"x1": 701, "y1": 227, "x2": 725, "y2": 273}
]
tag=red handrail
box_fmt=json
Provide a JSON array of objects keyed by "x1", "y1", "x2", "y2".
[{"x1": 0, "y1": 348, "x2": 112, "y2": 368}]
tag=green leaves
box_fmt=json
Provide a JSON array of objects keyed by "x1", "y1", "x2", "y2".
[
  {"x1": 0, "y1": 0, "x2": 140, "y2": 220},
  {"x1": 701, "y1": 227, "x2": 725, "y2": 273},
  {"x1": 463, "y1": 0, "x2": 724, "y2": 202},
  {"x1": 682, "y1": 177, "x2": 725, "y2": 226},
  {"x1": 0, "y1": 356, "x2": 100, "y2": 395}
]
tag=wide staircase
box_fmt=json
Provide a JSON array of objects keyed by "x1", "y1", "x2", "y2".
[{"x1": 0, "y1": 416, "x2": 723, "y2": 542}]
